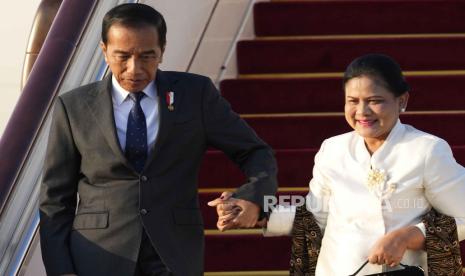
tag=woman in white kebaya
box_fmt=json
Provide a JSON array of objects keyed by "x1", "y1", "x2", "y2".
[{"x1": 216, "y1": 54, "x2": 465, "y2": 275}]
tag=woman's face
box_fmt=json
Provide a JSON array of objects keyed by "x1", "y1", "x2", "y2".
[{"x1": 344, "y1": 75, "x2": 409, "y2": 141}]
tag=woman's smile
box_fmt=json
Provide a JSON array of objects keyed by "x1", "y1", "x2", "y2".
[{"x1": 357, "y1": 119, "x2": 377, "y2": 127}]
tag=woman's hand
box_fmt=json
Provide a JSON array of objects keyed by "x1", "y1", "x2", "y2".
[
  {"x1": 368, "y1": 226, "x2": 425, "y2": 267},
  {"x1": 208, "y1": 192, "x2": 238, "y2": 231},
  {"x1": 208, "y1": 191, "x2": 261, "y2": 231}
]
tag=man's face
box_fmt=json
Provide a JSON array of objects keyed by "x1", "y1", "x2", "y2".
[{"x1": 101, "y1": 24, "x2": 164, "y2": 92}]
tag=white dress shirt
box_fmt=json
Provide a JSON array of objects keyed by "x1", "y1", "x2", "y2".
[
  {"x1": 111, "y1": 76, "x2": 159, "y2": 153},
  {"x1": 266, "y1": 120, "x2": 465, "y2": 275}
]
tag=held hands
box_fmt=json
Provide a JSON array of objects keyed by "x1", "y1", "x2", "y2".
[
  {"x1": 368, "y1": 226, "x2": 425, "y2": 267},
  {"x1": 207, "y1": 192, "x2": 266, "y2": 231}
]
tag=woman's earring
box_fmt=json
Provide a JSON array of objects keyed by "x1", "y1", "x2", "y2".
[{"x1": 401, "y1": 107, "x2": 406, "y2": 112}]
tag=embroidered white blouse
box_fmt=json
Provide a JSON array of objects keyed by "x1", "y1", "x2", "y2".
[{"x1": 265, "y1": 120, "x2": 465, "y2": 275}]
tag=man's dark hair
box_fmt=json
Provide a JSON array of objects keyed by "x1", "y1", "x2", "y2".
[
  {"x1": 343, "y1": 54, "x2": 410, "y2": 97},
  {"x1": 102, "y1": 3, "x2": 167, "y2": 48}
]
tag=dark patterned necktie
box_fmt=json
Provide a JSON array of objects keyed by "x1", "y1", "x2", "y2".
[{"x1": 125, "y1": 92, "x2": 147, "y2": 173}]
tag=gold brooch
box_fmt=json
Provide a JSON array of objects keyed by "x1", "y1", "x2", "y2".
[{"x1": 366, "y1": 168, "x2": 387, "y2": 191}]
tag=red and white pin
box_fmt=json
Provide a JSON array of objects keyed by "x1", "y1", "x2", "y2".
[{"x1": 166, "y1": 91, "x2": 174, "y2": 111}]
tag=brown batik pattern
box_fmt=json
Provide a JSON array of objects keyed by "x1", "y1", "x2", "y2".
[
  {"x1": 289, "y1": 205, "x2": 322, "y2": 276},
  {"x1": 422, "y1": 209, "x2": 463, "y2": 276},
  {"x1": 289, "y1": 206, "x2": 463, "y2": 276}
]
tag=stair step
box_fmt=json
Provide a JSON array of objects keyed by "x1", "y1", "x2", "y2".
[
  {"x1": 205, "y1": 234, "x2": 291, "y2": 271},
  {"x1": 237, "y1": 37, "x2": 465, "y2": 74},
  {"x1": 238, "y1": 70, "x2": 465, "y2": 79},
  {"x1": 198, "y1": 146, "x2": 465, "y2": 189},
  {"x1": 205, "y1": 271, "x2": 287, "y2": 276},
  {"x1": 254, "y1": 0, "x2": 465, "y2": 36},
  {"x1": 239, "y1": 113, "x2": 465, "y2": 149},
  {"x1": 205, "y1": 1, "x2": 465, "y2": 272},
  {"x1": 199, "y1": 149, "x2": 317, "y2": 189},
  {"x1": 221, "y1": 75, "x2": 465, "y2": 114},
  {"x1": 257, "y1": 33, "x2": 465, "y2": 41}
]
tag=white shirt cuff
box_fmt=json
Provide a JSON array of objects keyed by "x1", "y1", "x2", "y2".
[
  {"x1": 263, "y1": 205, "x2": 296, "y2": 237},
  {"x1": 414, "y1": 222, "x2": 426, "y2": 237},
  {"x1": 455, "y1": 218, "x2": 465, "y2": 241}
]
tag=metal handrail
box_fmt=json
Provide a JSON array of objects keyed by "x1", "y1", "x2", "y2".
[
  {"x1": 186, "y1": 0, "x2": 220, "y2": 73},
  {"x1": 0, "y1": 0, "x2": 97, "y2": 216},
  {"x1": 8, "y1": 212, "x2": 40, "y2": 276},
  {"x1": 0, "y1": 0, "x2": 98, "y2": 275},
  {"x1": 215, "y1": 0, "x2": 257, "y2": 86},
  {"x1": 3, "y1": 0, "x2": 139, "y2": 274},
  {"x1": 21, "y1": 0, "x2": 63, "y2": 89}
]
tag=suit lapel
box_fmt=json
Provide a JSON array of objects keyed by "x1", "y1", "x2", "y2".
[
  {"x1": 144, "y1": 70, "x2": 182, "y2": 169},
  {"x1": 85, "y1": 75, "x2": 135, "y2": 171}
]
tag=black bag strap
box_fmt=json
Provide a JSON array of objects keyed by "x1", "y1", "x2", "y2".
[
  {"x1": 350, "y1": 261, "x2": 415, "y2": 276},
  {"x1": 349, "y1": 260, "x2": 369, "y2": 276}
]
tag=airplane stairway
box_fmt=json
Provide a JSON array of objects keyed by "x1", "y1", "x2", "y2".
[{"x1": 201, "y1": 1, "x2": 465, "y2": 275}]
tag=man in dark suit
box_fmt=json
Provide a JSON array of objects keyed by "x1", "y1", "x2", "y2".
[{"x1": 39, "y1": 3, "x2": 277, "y2": 276}]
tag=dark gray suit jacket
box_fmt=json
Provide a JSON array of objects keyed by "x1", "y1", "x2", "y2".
[{"x1": 39, "y1": 71, "x2": 277, "y2": 276}]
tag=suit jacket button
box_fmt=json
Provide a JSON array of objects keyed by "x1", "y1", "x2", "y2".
[
  {"x1": 140, "y1": 175, "x2": 148, "y2": 182},
  {"x1": 140, "y1": 209, "x2": 148, "y2": 215}
]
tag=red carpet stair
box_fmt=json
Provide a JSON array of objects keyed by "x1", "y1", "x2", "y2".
[{"x1": 201, "y1": 1, "x2": 465, "y2": 275}]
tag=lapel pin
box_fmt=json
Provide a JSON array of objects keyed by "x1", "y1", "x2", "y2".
[{"x1": 166, "y1": 91, "x2": 174, "y2": 111}]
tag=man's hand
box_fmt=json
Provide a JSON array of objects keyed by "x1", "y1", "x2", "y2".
[
  {"x1": 208, "y1": 191, "x2": 261, "y2": 231},
  {"x1": 368, "y1": 226, "x2": 425, "y2": 267}
]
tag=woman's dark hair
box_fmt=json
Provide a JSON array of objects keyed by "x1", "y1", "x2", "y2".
[
  {"x1": 343, "y1": 54, "x2": 410, "y2": 97},
  {"x1": 102, "y1": 3, "x2": 167, "y2": 48}
]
